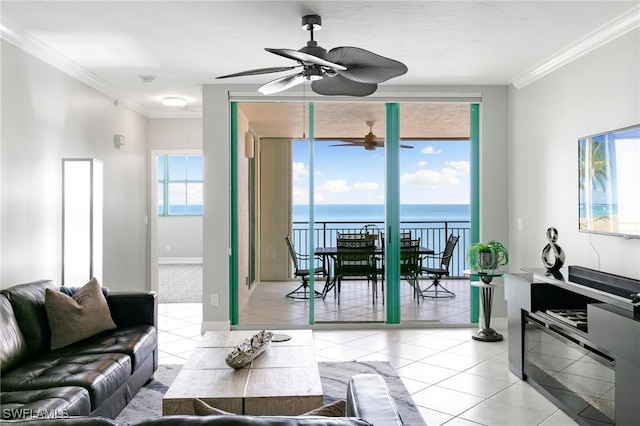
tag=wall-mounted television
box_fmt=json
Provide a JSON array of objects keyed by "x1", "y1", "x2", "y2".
[{"x1": 578, "y1": 124, "x2": 640, "y2": 238}]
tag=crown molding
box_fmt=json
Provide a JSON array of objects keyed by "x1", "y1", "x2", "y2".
[
  {"x1": 511, "y1": 5, "x2": 640, "y2": 89},
  {"x1": 147, "y1": 108, "x2": 203, "y2": 119},
  {"x1": 0, "y1": 17, "x2": 151, "y2": 117}
]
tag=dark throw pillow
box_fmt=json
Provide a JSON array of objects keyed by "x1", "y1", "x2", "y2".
[{"x1": 45, "y1": 277, "x2": 116, "y2": 350}]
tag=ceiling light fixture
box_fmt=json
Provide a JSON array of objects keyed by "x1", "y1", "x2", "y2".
[{"x1": 161, "y1": 97, "x2": 187, "y2": 107}]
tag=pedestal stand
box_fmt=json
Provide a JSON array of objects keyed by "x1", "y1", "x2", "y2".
[{"x1": 465, "y1": 270, "x2": 504, "y2": 342}]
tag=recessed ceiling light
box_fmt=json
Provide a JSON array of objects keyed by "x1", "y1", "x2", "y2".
[{"x1": 161, "y1": 97, "x2": 187, "y2": 107}]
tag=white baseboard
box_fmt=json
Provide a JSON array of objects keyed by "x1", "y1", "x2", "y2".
[
  {"x1": 158, "y1": 257, "x2": 203, "y2": 265},
  {"x1": 201, "y1": 321, "x2": 231, "y2": 332}
]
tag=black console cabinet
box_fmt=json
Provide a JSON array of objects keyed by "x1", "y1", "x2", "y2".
[{"x1": 505, "y1": 268, "x2": 640, "y2": 426}]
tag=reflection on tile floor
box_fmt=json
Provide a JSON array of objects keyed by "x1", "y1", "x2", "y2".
[{"x1": 158, "y1": 303, "x2": 578, "y2": 425}]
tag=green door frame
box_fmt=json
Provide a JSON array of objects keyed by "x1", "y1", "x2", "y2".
[
  {"x1": 385, "y1": 103, "x2": 401, "y2": 323},
  {"x1": 230, "y1": 102, "x2": 239, "y2": 325},
  {"x1": 307, "y1": 102, "x2": 316, "y2": 324},
  {"x1": 469, "y1": 103, "x2": 480, "y2": 323}
]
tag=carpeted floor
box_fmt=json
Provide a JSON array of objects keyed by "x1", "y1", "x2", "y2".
[
  {"x1": 116, "y1": 361, "x2": 425, "y2": 425},
  {"x1": 158, "y1": 264, "x2": 202, "y2": 303}
]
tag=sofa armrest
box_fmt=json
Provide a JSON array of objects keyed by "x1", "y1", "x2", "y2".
[
  {"x1": 106, "y1": 292, "x2": 157, "y2": 329},
  {"x1": 346, "y1": 374, "x2": 403, "y2": 426}
]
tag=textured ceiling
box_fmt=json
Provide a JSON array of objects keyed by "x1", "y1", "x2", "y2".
[{"x1": 2, "y1": 0, "x2": 637, "y2": 120}]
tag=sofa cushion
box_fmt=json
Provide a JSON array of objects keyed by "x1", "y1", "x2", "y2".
[
  {"x1": 132, "y1": 416, "x2": 372, "y2": 425},
  {"x1": 0, "y1": 418, "x2": 120, "y2": 425},
  {"x1": 50, "y1": 326, "x2": 156, "y2": 373},
  {"x1": 0, "y1": 353, "x2": 131, "y2": 411},
  {"x1": 346, "y1": 374, "x2": 401, "y2": 426},
  {"x1": 0, "y1": 280, "x2": 57, "y2": 357},
  {"x1": 45, "y1": 279, "x2": 116, "y2": 350},
  {"x1": 0, "y1": 386, "x2": 91, "y2": 419},
  {"x1": 0, "y1": 295, "x2": 28, "y2": 373}
]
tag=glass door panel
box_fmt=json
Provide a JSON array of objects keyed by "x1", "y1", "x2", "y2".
[
  {"x1": 399, "y1": 103, "x2": 472, "y2": 323},
  {"x1": 311, "y1": 102, "x2": 386, "y2": 323}
]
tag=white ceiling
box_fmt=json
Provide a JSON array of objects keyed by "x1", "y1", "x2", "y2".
[{"x1": 1, "y1": 1, "x2": 638, "y2": 121}]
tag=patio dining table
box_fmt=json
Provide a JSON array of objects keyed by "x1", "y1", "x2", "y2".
[{"x1": 314, "y1": 245, "x2": 434, "y2": 299}]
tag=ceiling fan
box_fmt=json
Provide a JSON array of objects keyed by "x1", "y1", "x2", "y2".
[
  {"x1": 216, "y1": 15, "x2": 408, "y2": 96},
  {"x1": 330, "y1": 121, "x2": 414, "y2": 150}
]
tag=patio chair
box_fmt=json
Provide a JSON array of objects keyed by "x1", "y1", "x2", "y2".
[
  {"x1": 284, "y1": 234, "x2": 326, "y2": 300},
  {"x1": 419, "y1": 234, "x2": 459, "y2": 299},
  {"x1": 360, "y1": 224, "x2": 381, "y2": 245},
  {"x1": 335, "y1": 237, "x2": 378, "y2": 305},
  {"x1": 400, "y1": 238, "x2": 422, "y2": 302}
]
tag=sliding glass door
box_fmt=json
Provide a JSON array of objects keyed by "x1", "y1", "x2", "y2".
[{"x1": 232, "y1": 100, "x2": 477, "y2": 326}]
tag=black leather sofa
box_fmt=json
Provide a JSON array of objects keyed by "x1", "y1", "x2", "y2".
[
  {"x1": 0, "y1": 374, "x2": 405, "y2": 425},
  {"x1": 0, "y1": 280, "x2": 158, "y2": 420}
]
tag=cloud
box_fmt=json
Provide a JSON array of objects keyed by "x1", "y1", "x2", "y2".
[
  {"x1": 445, "y1": 160, "x2": 470, "y2": 175},
  {"x1": 417, "y1": 160, "x2": 427, "y2": 167},
  {"x1": 317, "y1": 179, "x2": 380, "y2": 194},
  {"x1": 401, "y1": 161, "x2": 470, "y2": 188},
  {"x1": 292, "y1": 185, "x2": 306, "y2": 203},
  {"x1": 421, "y1": 146, "x2": 441, "y2": 155},
  {"x1": 353, "y1": 182, "x2": 379, "y2": 190},
  {"x1": 292, "y1": 161, "x2": 309, "y2": 180}
]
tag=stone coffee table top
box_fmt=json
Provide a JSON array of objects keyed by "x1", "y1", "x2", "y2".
[{"x1": 162, "y1": 329, "x2": 323, "y2": 416}]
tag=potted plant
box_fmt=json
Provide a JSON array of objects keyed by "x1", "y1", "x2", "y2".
[{"x1": 467, "y1": 240, "x2": 509, "y2": 271}]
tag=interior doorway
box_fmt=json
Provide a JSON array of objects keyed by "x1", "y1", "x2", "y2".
[{"x1": 150, "y1": 150, "x2": 203, "y2": 303}]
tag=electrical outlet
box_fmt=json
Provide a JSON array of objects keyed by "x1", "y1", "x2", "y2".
[
  {"x1": 517, "y1": 217, "x2": 524, "y2": 231},
  {"x1": 166, "y1": 245, "x2": 171, "y2": 252},
  {"x1": 210, "y1": 293, "x2": 219, "y2": 306}
]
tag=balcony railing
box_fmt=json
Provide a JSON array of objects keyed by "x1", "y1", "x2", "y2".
[{"x1": 292, "y1": 220, "x2": 471, "y2": 278}]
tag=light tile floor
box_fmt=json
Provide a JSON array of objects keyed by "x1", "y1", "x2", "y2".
[{"x1": 157, "y1": 303, "x2": 578, "y2": 426}]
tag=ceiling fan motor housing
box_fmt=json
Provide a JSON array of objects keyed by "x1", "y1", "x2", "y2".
[
  {"x1": 302, "y1": 15, "x2": 322, "y2": 31},
  {"x1": 299, "y1": 42, "x2": 328, "y2": 61}
]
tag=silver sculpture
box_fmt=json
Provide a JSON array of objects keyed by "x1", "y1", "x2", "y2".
[
  {"x1": 225, "y1": 330, "x2": 273, "y2": 369},
  {"x1": 541, "y1": 227, "x2": 565, "y2": 271}
]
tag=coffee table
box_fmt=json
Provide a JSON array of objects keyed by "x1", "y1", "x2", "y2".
[{"x1": 162, "y1": 330, "x2": 323, "y2": 416}]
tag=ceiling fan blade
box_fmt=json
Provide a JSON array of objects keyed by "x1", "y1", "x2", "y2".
[
  {"x1": 329, "y1": 142, "x2": 366, "y2": 147},
  {"x1": 216, "y1": 66, "x2": 298, "y2": 79},
  {"x1": 326, "y1": 47, "x2": 408, "y2": 84},
  {"x1": 265, "y1": 48, "x2": 347, "y2": 70},
  {"x1": 311, "y1": 74, "x2": 377, "y2": 97},
  {"x1": 258, "y1": 72, "x2": 305, "y2": 95}
]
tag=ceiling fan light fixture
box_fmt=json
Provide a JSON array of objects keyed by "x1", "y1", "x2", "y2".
[
  {"x1": 161, "y1": 96, "x2": 187, "y2": 107},
  {"x1": 303, "y1": 66, "x2": 323, "y2": 81}
]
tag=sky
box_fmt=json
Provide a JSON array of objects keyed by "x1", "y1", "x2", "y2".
[{"x1": 292, "y1": 139, "x2": 470, "y2": 205}]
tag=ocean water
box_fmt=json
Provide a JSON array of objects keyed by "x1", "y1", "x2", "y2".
[
  {"x1": 293, "y1": 204, "x2": 470, "y2": 223},
  {"x1": 578, "y1": 203, "x2": 618, "y2": 219},
  {"x1": 293, "y1": 204, "x2": 471, "y2": 275}
]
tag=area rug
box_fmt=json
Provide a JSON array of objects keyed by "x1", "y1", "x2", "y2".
[{"x1": 117, "y1": 361, "x2": 425, "y2": 425}]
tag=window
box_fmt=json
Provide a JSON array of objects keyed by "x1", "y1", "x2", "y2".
[{"x1": 158, "y1": 155, "x2": 203, "y2": 216}]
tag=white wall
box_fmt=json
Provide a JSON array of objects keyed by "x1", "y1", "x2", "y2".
[
  {"x1": 509, "y1": 29, "x2": 640, "y2": 280},
  {"x1": 0, "y1": 40, "x2": 149, "y2": 291},
  {"x1": 202, "y1": 84, "x2": 510, "y2": 328}
]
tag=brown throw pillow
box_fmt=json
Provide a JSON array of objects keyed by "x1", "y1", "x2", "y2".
[
  {"x1": 302, "y1": 400, "x2": 346, "y2": 417},
  {"x1": 193, "y1": 398, "x2": 235, "y2": 416},
  {"x1": 45, "y1": 278, "x2": 116, "y2": 350}
]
